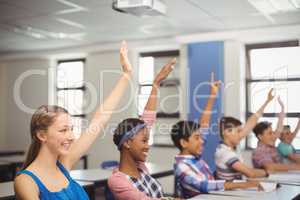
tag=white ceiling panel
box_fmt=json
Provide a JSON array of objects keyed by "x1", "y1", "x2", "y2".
[
  {"x1": 5, "y1": 0, "x2": 71, "y2": 15},
  {"x1": 0, "y1": 0, "x2": 300, "y2": 54},
  {"x1": 11, "y1": 16, "x2": 84, "y2": 33},
  {"x1": 221, "y1": 15, "x2": 272, "y2": 29},
  {"x1": 0, "y1": 3, "x2": 40, "y2": 22},
  {"x1": 272, "y1": 12, "x2": 300, "y2": 24},
  {"x1": 188, "y1": 0, "x2": 260, "y2": 17}
]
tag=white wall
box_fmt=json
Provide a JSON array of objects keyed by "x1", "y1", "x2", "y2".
[
  {"x1": 3, "y1": 59, "x2": 50, "y2": 149},
  {"x1": 0, "y1": 64, "x2": 7, "y2": 146}
]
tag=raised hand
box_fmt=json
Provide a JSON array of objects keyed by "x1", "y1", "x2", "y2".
[
  {"x1": 277, "y1": 96, "x2": 284, "y2": 109},
  {"x1": 210, "y1": 72, "x2": 221, "y2": 97},
  {"x1": 153, "y1": 58, "x2": 176, "y2": 86},
  {"x1": 120, "y1": 41, "x2": 132, "y2": 74},
  {"x1": 267, "y1": 88, "x2": 275, "y2": 103}
]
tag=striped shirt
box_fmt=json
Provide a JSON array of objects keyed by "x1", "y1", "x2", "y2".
[
  {"x1": 174, "y1": 154, "x2": 225, "y2": 199},
  {"x1": 252, "y1": 142, "x2": 283, "y2": 169},
  {"x1": 215, "y1": 144, "x2": 243, "y2": 181}
]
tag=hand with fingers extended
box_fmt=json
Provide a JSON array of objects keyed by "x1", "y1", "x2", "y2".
[
  {"x1": 120, "y1": 40, "x2": 132, "y2": 75},
  {"x1": 210, "y1": 72, "x2": 221, "y2": 97},
  {"x1": 153, "y1": 58, "x2": 176, "y2": 86},
  {"x1": 266, "y1": 88, "x2": 275, "y2": 103}
]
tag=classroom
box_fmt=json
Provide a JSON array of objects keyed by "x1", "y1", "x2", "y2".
[{"x1": 0, "y1": 0, "x2": 300, "y2": 199}]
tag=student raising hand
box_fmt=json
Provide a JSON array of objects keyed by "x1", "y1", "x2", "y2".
[
  {"x1": 267, "y1": 88, "x2": 275, "y2": 103},
  {"x1": 153, "y1": 58, "x2": 176, "y2": 87},
  {"x1": 275, "y1": 96, "x2": 285, "y2": 137},
  {"x1": 120, "y1": 40, "x2": 132, "y2": 74},
  {"x1": 199, "y1": 72, "x2": 221, "y2": 128},
  {"x1": 210, "y1": 72, "x2": 221, "y2": 97},
  {"x1": 143, "y1": 58, "x2": 177, "y2": 113}
]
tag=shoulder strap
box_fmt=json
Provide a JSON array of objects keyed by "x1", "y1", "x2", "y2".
[
  {"x1": 57, "y1": 161, "x2": 72, "y2": 181},
  {"x1": 17, "y1": 170, "x2": 48, "y2": 192}
]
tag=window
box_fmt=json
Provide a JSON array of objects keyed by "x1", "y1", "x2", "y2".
[
  {"x1": 56, "y1": 59, "x2": 85, "y2": 138},
  {"x1": 138, "y1": 50, "x2": 180, "y2": 146},
  {"x1": 246, "y1": 41, "x2": 300, "y2": 149}
]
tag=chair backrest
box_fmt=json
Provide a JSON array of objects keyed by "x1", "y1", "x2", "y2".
[
  {"x1": 100, "y1": 160, "x2": 119, "y2": 169},
  {"x1": 101, "y1": 161, "x2": 119, "y2": 200}
]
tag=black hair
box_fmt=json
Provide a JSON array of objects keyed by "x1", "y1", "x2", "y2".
[
  {"x1": 219, "y1": 116, "x2": 242, "y2": 139},
  {"x1": 170, "y1": 120, "x2": 200, "y2": 150},
  {"x1": 253, "y1": 121, "x2": 272, "y2": 138},
  {"x1": 113, "y1": 118, "x2": 145, "y2": 150},
  {"x1": 283, "y1": 125, "x2": 291, "y2": 130}
]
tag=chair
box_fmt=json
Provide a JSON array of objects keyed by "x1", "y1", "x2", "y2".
[{"x1": 100, "y1": 161, "x2": 119, "y2": 200}]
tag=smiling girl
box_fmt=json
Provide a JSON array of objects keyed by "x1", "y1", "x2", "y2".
[
  {"x1": 108, "y1": 58, "x2": 181, "y2": 200},
  {"x1": 14, "y1": 41, "x2": 133, "y2": 200}
]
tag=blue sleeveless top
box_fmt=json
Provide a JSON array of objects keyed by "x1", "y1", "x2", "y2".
[{"x1": 17, "y1": 162, "x2": 89, "y2": 200}]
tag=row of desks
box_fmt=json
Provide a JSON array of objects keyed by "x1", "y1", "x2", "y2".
[
  {"x1": 191, "y1": 171, "x2": 300, "y2": 200},
  {"x1": 0, "y1": 162, "x2": 174, "y2": 199}
]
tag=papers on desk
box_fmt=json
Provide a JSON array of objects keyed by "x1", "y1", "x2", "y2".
[
  {"x1": 260, "y1": 182, "x2": 278, "y2": 192},
  {"x1": 207, "y1": 181, "x2": 278, "y2": 198}
]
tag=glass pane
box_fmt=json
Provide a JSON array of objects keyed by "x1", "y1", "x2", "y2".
[
  {"x1": 292, "y1": 138, "x2": 300, "y2": 150},
  {"x1": 140, "y1": 86, "x2": 152, "y2": 95},
  {"x1": 250, "y1": 47, "x2": 300, "y2": 79},
  {"x1": 139, "y1": 57, "x2": 154, "y2": 84},
  {"x1": 137, "y1": 94, "x2": 150, "y2": 116},
  {"x1": 247, "y1": 117, "x2": 300, "y2": 149},
  {"x1": 57, "y1": 61, "x2": 84, "y2": 88},
  {"x1": 249, "y1": 81, "x2": 300, "y2": 113},
  {"x1": 57, "y1": 90, "x2": 83, "y2": 115}
]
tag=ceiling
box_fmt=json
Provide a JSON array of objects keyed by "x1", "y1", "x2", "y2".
[{"x1": 0, "y1": 0, "x2": 300, "y2": 54}]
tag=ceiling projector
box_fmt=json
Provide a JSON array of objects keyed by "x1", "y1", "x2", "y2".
[{"x1": 112, "y1": 0, "x2": 166, "y2": 16}]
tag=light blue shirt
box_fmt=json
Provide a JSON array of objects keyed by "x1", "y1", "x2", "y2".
[{"x1": 277, "y1": 142, "x2": 296, "y2": 157}]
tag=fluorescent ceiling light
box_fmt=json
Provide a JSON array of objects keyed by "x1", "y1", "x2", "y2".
[
  {"x1": 11, "y1": 25, "x2": 85, "y2": 40},
  {"x1": 269, "y1": 0, "x2": 296, "y2": 11},
  {"x1": 248, "y1": 0, "x2": 299, "y2": 14},
  {"x1": 290, "y1": 0, "x2": 300, "y2": 8}
]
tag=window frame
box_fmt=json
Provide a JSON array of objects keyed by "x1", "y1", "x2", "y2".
[
  {"x1": 56, "y1": 58, "x2": 86, "y2": 135},
  {"x1": 138, "y1": 50, "x2": 180, "y2": 146},
  {"x1": 245, "y1": 40, "x2": 300, "y2": 149}
]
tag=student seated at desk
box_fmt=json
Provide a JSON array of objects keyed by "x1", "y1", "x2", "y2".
[
  {"x1": 170, "y1": 76, "x2": 260, "y2": 199},
  {"x1": 277, "y1": 120, "x2": 300, "y2": 163},
  {"x1": 252, "y1": 98, "x2": 300, "y2": 172},
  {"x1": 214, "y1": 89, "x2": 274, "y2": 181},
  {"x1": 108, "y1": 58, "x2": 181, "y2": 200},
  {"x1": 14, "y1": 41, "x2": 132, "y2": 200}
]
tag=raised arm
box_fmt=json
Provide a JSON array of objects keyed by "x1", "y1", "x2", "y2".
[
  {"x1": 274, "y1": 96, "x2": 285, "y2": 138},
  {"x1": 199, "y1": 72, "x2": 221, "y2": 128},
  {"x1": 292, "y1": 118, "x2": 300, "y2": 140},
  {"x1": 143, "y1": 58, "x2": 176, "y2": 112},
  {"x1": 61, "y1": 41, "x2": 132, "y2": 170},
  {"x1": 240, "y1": 88, "x2": 274, "y2": 139}
]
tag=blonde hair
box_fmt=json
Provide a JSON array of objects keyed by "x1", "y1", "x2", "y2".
[{"x1": 22, "y1": 105, "x2": 68, "y2": 170}]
